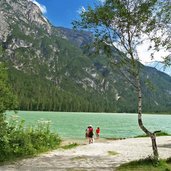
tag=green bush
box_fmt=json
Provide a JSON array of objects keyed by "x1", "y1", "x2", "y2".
[{"x1": 0, "y1": 115, "x2": 61, "y2": 162}]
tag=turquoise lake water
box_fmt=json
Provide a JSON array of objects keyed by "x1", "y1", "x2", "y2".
[{"x1": 6, "y1": 111, "x2": 171, "y2": 139}]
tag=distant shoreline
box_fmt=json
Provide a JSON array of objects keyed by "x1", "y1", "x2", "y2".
[{"x1": 6, "y1": 110, "x2": 171, "y2": 115}]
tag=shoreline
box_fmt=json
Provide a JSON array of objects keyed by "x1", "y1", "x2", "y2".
[
  {"x1": 7, "y1": 110, "x2": 171, "y2": 115},
  {"x1": 61, "y1": 137, "x2": 113, "y2": 146}
]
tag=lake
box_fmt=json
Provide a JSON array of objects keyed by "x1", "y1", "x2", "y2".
[{"x1": 6, "y1": 111, "x2": 171, "y2": 139}]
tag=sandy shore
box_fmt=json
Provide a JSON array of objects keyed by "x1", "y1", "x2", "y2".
[{"x1": 0, "y1": 136, "x2": 171, "y2": 171}]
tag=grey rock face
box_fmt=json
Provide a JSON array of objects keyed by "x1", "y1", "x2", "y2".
[
  {"x1": 0, "y1": 0, "x2": 51, "y2": 40},
  {"x1": 0, "y1": 12, "x2": 10, "y2": 42}
]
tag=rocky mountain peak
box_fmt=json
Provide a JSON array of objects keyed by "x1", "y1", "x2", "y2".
[{"x1": 0, "y1": 0, "x2": 51, "y2": 42}]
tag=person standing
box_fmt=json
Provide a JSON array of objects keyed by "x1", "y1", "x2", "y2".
[
  {"x1": 96, "y1": 127, "x2": 100, "y2": 139},
  {"x1": 88, "y1": 125, "x2": 94, "y2": 144}
]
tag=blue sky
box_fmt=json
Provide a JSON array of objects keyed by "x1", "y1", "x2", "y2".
[{"x1": 35, "y1": 0, "x2": 95, "y2": 28}]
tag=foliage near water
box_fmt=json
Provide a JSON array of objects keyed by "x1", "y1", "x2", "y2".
[
  {"x1": 0, "y1": 115, "x2": 61, "y2": 162},
  {"x1": 0, "y1": 63, "x2": 61, "y2": 162},
  {"x1": 135, "y1": 131, "x2": 170, "y2": 138},
  {"x1": 117, "y1": 157, "x2": 171, "y2": 171}
]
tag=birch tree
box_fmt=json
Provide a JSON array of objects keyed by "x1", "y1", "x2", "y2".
[{"x1": 73, "y1": 0, "x2": 171, "y2": 160}]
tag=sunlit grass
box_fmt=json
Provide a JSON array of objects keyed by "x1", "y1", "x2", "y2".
[{"x1": 116, "y1": 157, "x2": 171, "y2": 171}]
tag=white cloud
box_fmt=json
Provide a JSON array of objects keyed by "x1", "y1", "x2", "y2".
[
  {"x1": 137, "y1": 42, "x2": 169, "y2": 64},
  {"x1": 137, "y1": 33, "x2": 170, "y2": 65},
  {"x1": 77, "y1": 6, "x2": 86, "y2": 14},
  {"x1": 30, "y1": 0, "x2": 47, "y2": 14}
]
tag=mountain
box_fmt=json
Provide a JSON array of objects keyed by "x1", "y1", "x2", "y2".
[
  {"x1": 56, "y1": 27, "x2": 93, "y2": 48},
  {"x1": 146, "y1": 61, "x2": 171, "y2": 77},
  {"x1": 0, "y1": 0, "x2": 171, "y2": 113}
]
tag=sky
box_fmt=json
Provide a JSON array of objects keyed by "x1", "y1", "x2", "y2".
[
  {"x1": 32, "y1": 0, "x2": 170, "y2": 65},
  {"x1": 34, "y1": 0, "x2": 95, "y2": 28}
]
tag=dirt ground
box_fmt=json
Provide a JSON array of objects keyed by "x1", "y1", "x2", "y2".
[{"x1": 1, "y1": 136, "x2": 171, "y2": 171}]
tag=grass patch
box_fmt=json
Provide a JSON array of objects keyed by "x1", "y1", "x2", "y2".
[
  {"x1": 61, "y1": 143, "x2": 78, "y2": 150},
  {"x1": 108, "y1": 151, "x2": 118, "y2": 156},
  {"x1": 116, "y1": 157, "x2": 171, "y2": 171},
  {"x1": 72, "y1": 156, "x2": 87, "y2": 161},
  {"x1": 135, "y1": 131, "x2": 170, "y2": 138}
]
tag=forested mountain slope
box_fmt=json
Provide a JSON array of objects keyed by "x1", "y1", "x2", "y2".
[{"x1": 0, "y1": 0, "x2": 171, "y2": 113}]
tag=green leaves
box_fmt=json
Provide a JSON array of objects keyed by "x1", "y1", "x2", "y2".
[
  {"x1": 0, "y1": 116, "x2": 61, "y2": 162},
  {"x1": 0, "y1": 63, "x2": 18, "y2": 114}
]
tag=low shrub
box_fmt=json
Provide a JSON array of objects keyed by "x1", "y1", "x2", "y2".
[{"x1": 0, "y1": 115, "x2": 61, "y2": 162}]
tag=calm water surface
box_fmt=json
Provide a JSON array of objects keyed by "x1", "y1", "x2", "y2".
[{"x1": 6, "y1": 111, "x2": 171, "y2": 139}]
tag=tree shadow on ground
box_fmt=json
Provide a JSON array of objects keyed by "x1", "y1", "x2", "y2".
[{"x1": 158, "y1": 143, "x2": 171, "y2": 149}]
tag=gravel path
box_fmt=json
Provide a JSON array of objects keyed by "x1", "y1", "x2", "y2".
[{"x1": 1, "y1": 136, "x2": 171, "y2": 171}]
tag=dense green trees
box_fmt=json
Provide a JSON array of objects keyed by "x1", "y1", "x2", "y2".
[
  {"x1": 8, "y1": 67, "x2": 118, "y2": 112},
  {"x1": 0, "y1": 63, "x2": 17, "y2": 115},
  {"x1": 6, "y1": 65, "x2": 171, "y2": 113}
]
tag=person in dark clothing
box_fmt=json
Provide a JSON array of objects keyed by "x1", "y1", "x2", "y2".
[{"x1": 87, "y1": 125, "x2": 94, "y2": 144}]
